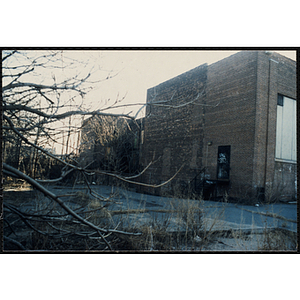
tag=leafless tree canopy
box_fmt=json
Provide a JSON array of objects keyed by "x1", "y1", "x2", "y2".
[
  {"x1": 2, "y1": 50, "x2": 184, "y2": 251},
  {"x1": 2, "y1": 50, "x2": 144, "y2": 250}
]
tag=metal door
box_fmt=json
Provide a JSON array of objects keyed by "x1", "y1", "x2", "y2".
[{"x1": 217, "y1": 146, "x2": 231, "y2": 180}]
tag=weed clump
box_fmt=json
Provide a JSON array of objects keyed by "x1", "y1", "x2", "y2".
[{"x1": 258, "y1": 228, "x2": 297, "y2": 251}]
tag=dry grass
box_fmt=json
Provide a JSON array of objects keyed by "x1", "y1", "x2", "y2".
[
  {"x1": 258, "y1": 228, "x2": 297, "y2": 251},
  {"x1": 3, "y1": 183, "x2": 297, "y2": 251}
]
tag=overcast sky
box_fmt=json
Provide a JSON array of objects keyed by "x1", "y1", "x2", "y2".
[{"x1": 73, "y1": 50, "x2": 296, "y2": 117}]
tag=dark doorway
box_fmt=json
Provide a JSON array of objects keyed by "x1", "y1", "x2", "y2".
[{"x1": 217, "y1": 146, "x2": 231, "y2": 180}]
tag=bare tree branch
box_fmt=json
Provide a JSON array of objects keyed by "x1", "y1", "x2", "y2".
[
  {"x1": 3, "y1": 104, "x2": 135, "y2": 121},
  {"x1": 2, "y1": 75, "x2": 90, "y2": 93},
  {"x1": 91, "y1": 164, "x2": 185, "y2": 188},
  {"x1": 3, "y1": 236, "x2": 26, "y2": 250},
  {"x1": 2, "y1": 50, "x2": 17, "y2": 62},
  {"x1": 35, "y1": 167, "x2": 75, "y2": 183},
  {"x1": 3, "y1": 163, "x2": 142, "y2": 237},
  {"x1": 2, "y1": 50, "x2": 192, "y2": 251}
]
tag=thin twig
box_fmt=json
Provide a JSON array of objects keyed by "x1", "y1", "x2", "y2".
[
  {"x1": 3, "y1": 163, "x2": 141, "y2": 237},
  {"x1": 4, "y1": 236, "x2": 27, "y2": 250}
]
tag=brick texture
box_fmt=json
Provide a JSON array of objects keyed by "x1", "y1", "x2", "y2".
[
  {"x1": 204, "y1": 51, "x2": 258, "y2": 196},
  {"x1": 253, "y1": 52, "x2": 296, "y2": 198},
  {"x1": 139, "y1": 64, "x2": 208, "y2": 194},
  {"x1": 138, "y1": 51, "x2": 296, "y2": 201}
]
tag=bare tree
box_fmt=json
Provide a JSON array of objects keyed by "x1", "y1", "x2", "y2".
[
  {"x1": 2, "y1": 50, "x2": 183, "y2": 251},
  {"x1": 2, "y1": 50, "x2": 140, "y2": 250},
  {"x1": 79, "y1": 114, "x2": 141, "y2": 179}
]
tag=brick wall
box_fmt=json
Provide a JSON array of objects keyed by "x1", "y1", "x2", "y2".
[
  {"x1": 204, "y1": 51, "x2": 258, "y2": 197},
  {"x1": 273, "y1": 161, "x2": 297, "y2": 200},
  {"x1": 138, "y1": 51, "x2": 296, "y2": 200},
  {"x1": 139, "y1": 64, "x2": 208, "y2": 194},
  {"x1": 253, "y1": 52, "x2": 297, "y2": 199}
]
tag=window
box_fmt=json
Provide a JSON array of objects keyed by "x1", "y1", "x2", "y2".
[{"x1": 276, "y1": 95, "x2": 297, "y2": 161}]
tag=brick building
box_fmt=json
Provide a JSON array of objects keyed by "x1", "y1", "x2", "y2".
[{"x1": 138, "y1": 51, "x2": 297, "y2": 201}]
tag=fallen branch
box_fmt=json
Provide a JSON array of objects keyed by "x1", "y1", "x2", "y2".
[
  {"x1": 109, "y1": 208, "x2": 178, "y2": 216},
  {"x1": 4, "y1": 236, "x2": 27, "y2": 250},
  {"x1": 236, "y1": 206, "x2": 297, "y2": 224},
  {"x1": 3, "y1": 163, "x2": 141, "y2": 238}
]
